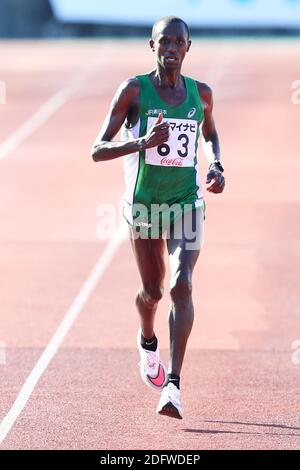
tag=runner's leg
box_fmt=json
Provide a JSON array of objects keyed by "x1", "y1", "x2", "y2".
[
  {"x1": 130, "y1": 231, "x2": 166, "y2": 339},
  {"x1": 166, "y1": 209, "x2": 204, "y2": 376}
]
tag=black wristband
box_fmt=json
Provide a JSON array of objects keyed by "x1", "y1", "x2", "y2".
[{"x1": 209, "y1": 161, "x2": 224, "y2": 173}]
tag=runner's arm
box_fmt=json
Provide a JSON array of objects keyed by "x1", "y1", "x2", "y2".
[
  {"x1": 91, "y1": 79, "x2": 169, "y2": 162},
  {"x1": 198, "y1": 82, "x2": 221, "y2": 165},
  {"x1": 197, "y1": 82, "x2": 225, "y2": 193}
]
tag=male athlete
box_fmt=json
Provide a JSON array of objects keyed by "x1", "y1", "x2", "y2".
[{"x1": 91, "y1": 16, "x2": 225, "y2": 419}]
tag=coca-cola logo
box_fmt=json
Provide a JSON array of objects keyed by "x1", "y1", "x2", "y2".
[{"x1": 160, "y1": 157, "x2": 183, "y2": 167}]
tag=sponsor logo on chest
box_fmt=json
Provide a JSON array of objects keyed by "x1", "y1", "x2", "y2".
[
  {"x1": 160, "y1": 157, "x2": 183, "y2": 167},
  {"x1": 187, "y1": 107, "x2": 196, "y2": 118},
  {"x1": 145, "y1": 109, "x2": 167, "y2": 116}
]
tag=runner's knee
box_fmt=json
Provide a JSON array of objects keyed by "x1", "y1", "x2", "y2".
[
  {"x1": 170, "y1": 274, "x2": 192, "y2": 304},
  {"x1": 138, "y1": 285, "x2": 164, "y2": 304}
]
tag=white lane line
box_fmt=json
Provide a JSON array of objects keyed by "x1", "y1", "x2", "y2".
[
  {"x1": 0, "y1": 220, "x2": 127, "y2": 445},
  {"x1": 0, "y1": 64, "x2": 97, "y2": 161}
]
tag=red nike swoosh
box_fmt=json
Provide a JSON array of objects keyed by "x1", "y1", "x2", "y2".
[{"x1": 147, "y1": 364, "x2": 165, "y2": 387}]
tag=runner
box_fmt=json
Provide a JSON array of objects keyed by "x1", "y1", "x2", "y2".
[{"x1": 91, "y1": 16, "x2": 225, "y2": 419}]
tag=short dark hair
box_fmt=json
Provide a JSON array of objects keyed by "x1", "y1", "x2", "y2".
[{"x1": 151, "y1": 16, "x2": 190, "y2": 40}]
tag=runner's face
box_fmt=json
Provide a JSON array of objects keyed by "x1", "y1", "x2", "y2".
[{"x1": 150, "y1": 22, "x2": 191, "y2": 70}]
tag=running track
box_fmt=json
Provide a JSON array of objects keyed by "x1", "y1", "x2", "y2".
[{"x1": 0, "y1": 39, "x2": 299, "y2": 450}]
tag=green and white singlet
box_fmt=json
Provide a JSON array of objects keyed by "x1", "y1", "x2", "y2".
[{"x1": 122, "y1": 73, "x2": 205, "y2": 237}]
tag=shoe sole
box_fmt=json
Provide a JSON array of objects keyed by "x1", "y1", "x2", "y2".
[{"x1": 157, "y1": 401, "x2": 183, "y2": 420}]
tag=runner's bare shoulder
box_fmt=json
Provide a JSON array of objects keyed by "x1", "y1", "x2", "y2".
[
  {"x1": 115, "y1": 77, "x2": 140, "y2": 104},
  {"x1": 196, "y1": 81, "x2": 213, "y2": 110},
  {"x1": 115, "y1": 78, "x2": 140, "y2": 128}
]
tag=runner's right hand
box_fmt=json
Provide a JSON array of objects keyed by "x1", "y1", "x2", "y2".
[{"x1": 141, "y1": 113, "x2": 170, "y2": 149}]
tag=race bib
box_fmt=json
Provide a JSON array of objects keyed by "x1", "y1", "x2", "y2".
[{"x1": 145, "y1": 117, "x2": 198, "y2": 167}]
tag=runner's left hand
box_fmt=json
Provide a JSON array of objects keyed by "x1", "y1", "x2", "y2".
[{"x1": 206, "y1": 169, "x2": 225, "y2": 193}]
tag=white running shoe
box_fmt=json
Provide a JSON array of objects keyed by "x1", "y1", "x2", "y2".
[
  {"x1": 156, "y1": 382, "x2": 183, "y2": 419},
  {"x1": 137, "y1": 328, "x2": 167, "y2": 392}
]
